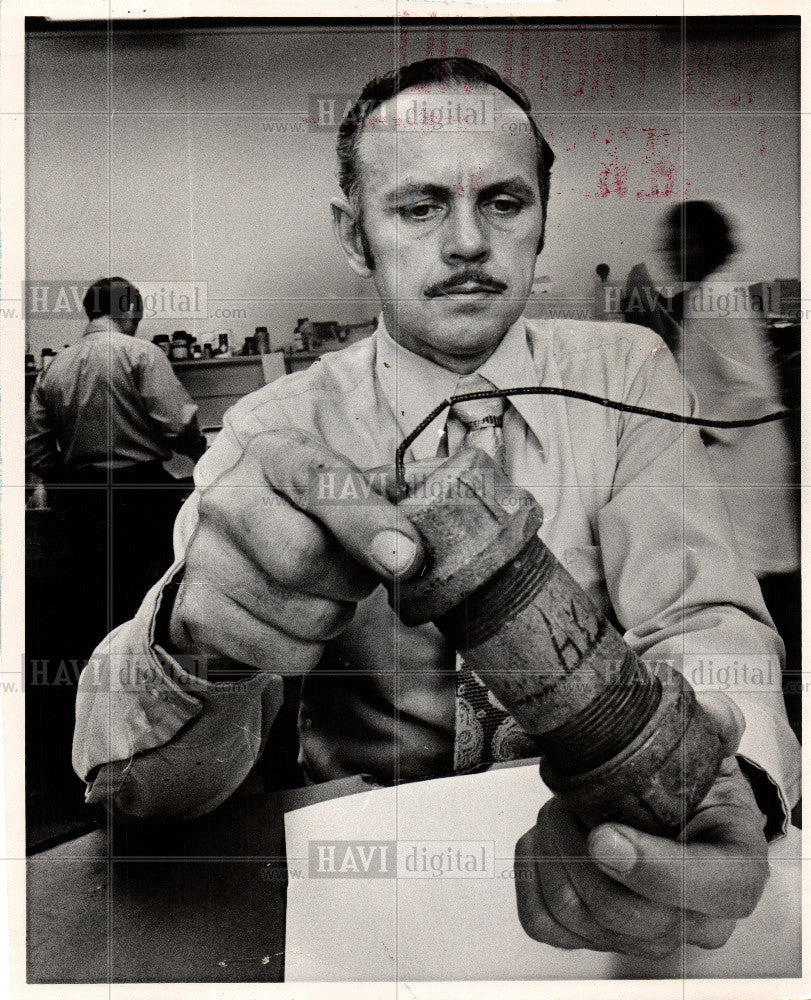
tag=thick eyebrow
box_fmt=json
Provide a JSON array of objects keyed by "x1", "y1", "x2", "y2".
[
  {"x1": 384, "y1": 182, "x2": 451, "y2": 205},
  {"x1": 477, "y1": 177, "x2": 537, "y2": 202},
  {"x1": 384, "y1": 177, "x2": 537, "y2": 205}
]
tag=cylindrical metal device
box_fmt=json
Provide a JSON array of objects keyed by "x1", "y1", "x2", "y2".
[{"x1": 390, "y1": 448, "x2": 725, "y2": 836}]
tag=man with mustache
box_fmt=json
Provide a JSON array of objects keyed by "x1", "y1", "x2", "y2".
[{"x1": 74, "y1": 57, "x2": 799, "y2": 960}]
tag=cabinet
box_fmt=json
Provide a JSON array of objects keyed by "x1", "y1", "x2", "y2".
[{"x1": 171, "y1": 354, "x2": 285, "y2": 431}]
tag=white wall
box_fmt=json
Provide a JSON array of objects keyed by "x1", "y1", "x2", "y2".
[{"x1": 25, "y1": 19, "x2": 799, "y2": 355}]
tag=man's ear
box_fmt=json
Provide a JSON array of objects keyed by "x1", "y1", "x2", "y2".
[
  {"x1": 331, "y1": 197, "x2": 373, "y2": 278},
  {"x1": 120, "y1": 307, "x2": 138, "y2": 335},
  {"x1": 535, "y1": 205, "x2": 547, "y2": 257}
]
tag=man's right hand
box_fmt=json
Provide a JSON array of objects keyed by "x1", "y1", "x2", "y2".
[{"x1": 168, "y1": 429, "x2": 423, "y2": 675}]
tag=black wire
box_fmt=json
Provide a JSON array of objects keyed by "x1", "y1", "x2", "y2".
[{"x1": 394, "y1": 386, "x2": 791, "y2": 495}]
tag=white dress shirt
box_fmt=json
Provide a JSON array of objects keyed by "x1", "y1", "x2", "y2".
[{"x1": 72, "y1": 316, "x2": 800, "y2": 827}]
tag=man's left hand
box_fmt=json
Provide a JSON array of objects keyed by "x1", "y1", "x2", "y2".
[{"x1": 514, "y1": 692, "x2": 770, "y2": 958}]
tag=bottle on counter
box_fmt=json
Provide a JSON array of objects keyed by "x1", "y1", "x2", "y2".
[
  {"x1": 242, "y1": 335, "x2": 257, "y2": 356},
  {"x1": 152, "y1": 334, "x2": 171, "y2": 356},
  {"x1": 170, "y1": 331, "x2": 192, "y2": 361},
  {"x1": 255, "y1": 326, "x2": 270, "y2": 354},
  {"x1": 217, "y1": 332, "x2": 231, "y2": 356},
  {"x1": 203, "y1": 342, "x2": 213, "y2": 360},
  {"x1": 293, "y1": 318, "x2": 308, "y2": 352}
]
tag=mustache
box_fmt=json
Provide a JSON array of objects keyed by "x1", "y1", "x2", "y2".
[{"x1": 424, "y1": 271, "x2": 508, "y2": 297}]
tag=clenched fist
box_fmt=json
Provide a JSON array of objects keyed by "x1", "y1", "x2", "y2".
[
  {"x1": 515, "y1": 693, "x2": 770, "y2": 957},
  {"x1": 168, "y1": 429, "x2": 423, "y2": 675}
]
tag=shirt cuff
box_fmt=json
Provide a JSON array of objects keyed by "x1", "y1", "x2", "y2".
[
  {"x1": 74, "y1": 558, "x2": 268, "y2": 785},
  {"x1": 150, "y1": 569, "x2": 260, "y2": 688},
  {"x1": 736, "y1": 756, "x2": 788, "y2": 841},
  {"x1": 78, "y1": 559, "x2": 282, "y2": 812},
  {"x1": 734, "y1": 704, "x2": 801, "y2": 841}
]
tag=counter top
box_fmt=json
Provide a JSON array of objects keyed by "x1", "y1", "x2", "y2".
[
  {"x1": 26, "y1": 776, "x2": 371, "y2": 984},
  {"x1": 170, "y1": 354, "x2": 272, "y2": 369},
  {"x1": 170, "y1": 351, "x2": 324, "y2": 369}
]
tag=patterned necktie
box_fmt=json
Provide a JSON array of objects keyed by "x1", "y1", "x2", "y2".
[
  {"x1": 448, "y1": 373, "x2": 507, "y2": 474},
  {"x1": 448, "y1": 374, "x2": 542, "y2": 771}
]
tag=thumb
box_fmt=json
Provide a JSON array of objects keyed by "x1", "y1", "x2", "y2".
[
  {"x1": 587, "y1": 824, "x2": 640, "y2": 877},
  {"x1": 249, "y1": 429, "x2": 425, "y2": 580},
  {"x1": 587, "y1": 816, "x2": 769, "y2": 917}
]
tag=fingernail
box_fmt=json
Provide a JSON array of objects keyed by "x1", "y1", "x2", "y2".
[
  {"x1": 589, "y1": 827, "x2": 637, "y2": 874},
  {"x1": 371, "y1": 530, "x2": 417, "y2": 575}
]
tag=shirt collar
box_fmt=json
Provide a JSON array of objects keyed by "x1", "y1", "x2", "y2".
[
  {"x1": 477, "y1": 315, "x2": 540, "y2": 393},
  {"x1": 375, "y1": 317, "x2": 459, "y2": 461},
  {"x1": 84, "y1": 316, "x2": 127, "y2": 336},
  {"x1": 374, "y1": 314, "x2": 541, "y2": 461}
]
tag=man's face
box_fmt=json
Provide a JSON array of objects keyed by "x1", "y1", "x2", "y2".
[{"x1": 352, "y1": 84, "x2": 544, "y2": 371}]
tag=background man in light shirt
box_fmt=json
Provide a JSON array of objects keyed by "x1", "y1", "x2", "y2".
[
  {"x1": 27, "y1": 275, "x2": 206, "y2": 624},
  {"x1": 73, "y1": 59, "x2": 799, "y2": 959},
  {"x1": 27, "y1": 276, "x2": 206, "y2": 485}
]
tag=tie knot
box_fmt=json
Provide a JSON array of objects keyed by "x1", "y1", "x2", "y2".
[{"x1": 449, "y1": 374, "x2": 505, "y2": 430}]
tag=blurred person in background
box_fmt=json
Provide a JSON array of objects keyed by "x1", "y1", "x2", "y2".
[{"x1": 625, "y1": 202, "x2": 800, "y2": 737}]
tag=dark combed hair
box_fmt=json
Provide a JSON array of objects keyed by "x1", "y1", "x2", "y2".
[
  {"x1": 337, "y1": 57, "x2": 555, "y2": 216},
  {"x1": 82, "y1": 276, "x2": 144, "y2": 323},
  {"x1": 661, "y1": 200, "x2": 738, "y2": 278}
]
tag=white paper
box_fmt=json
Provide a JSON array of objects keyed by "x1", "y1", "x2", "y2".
[{"x1": 284, "y1": 764, "x2": 801, "y2": 982}]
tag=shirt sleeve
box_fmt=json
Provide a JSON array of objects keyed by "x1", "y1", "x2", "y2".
[
  {"x1": 596, "y1": 329, "x2": 800, "y2": 836},
  {"x1": 72, "y1": 414, "x2": 285, "y2": 819},
  {"x1": 135, "y1": 342, "x2": 200, "y2": 442},
  {"x1": 26, "y1": 374, "x2": 59, "y2": 478},
  {"x1": 682, "y1": 306, "x2": 783, "y2": 445}
]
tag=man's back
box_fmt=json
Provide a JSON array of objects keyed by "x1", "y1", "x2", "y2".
[{"x1": 28, "y1": 319, "x2": 196, "y2": 475}]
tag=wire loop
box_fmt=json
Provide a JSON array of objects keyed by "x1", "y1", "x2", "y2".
[{"x1": 394, "y1": 386, "x2": 790, "y2": 496}]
